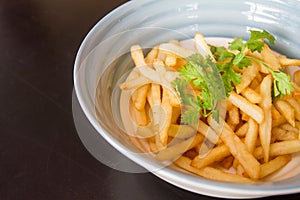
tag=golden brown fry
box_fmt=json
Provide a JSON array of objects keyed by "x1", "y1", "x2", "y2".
[
  {"x1": 132, "y1": 85, "x2": 150, "y2": 110},
  {"x1": 175, "y1": 156, "x2": 253, "y2": 183},
  {"x1": 294, "y1": 70, "x2": 300, "y2": 86},
  {"x1": 228, "y1": 91, "x2": 264, "y2": 124},
  {"x1": 236, "y1": 122, "x2": 249, "y2": 137},
  {"x1": 278, "y1": 56, "x2": 300, "y2": 67},
  {"x1": 228, "y1": 105, "x2": 240, "y2": 125},
  {"x1": 132, "y1": 105, "x2": 148, "y2": 126},
  {"x1": 131, "y1": 45, "x2": 147, "y2": 66},
  {"x1": 258, "y1": 74, "x2": 273, "y2": 162},
  {"x1": 271, "y1": 105, "x2": 281, "y2": 120},
  {"x1": 286, "y1": 97, "x2": 300, "y2": 121},
  {"x1": 254, "y1": 140, "x2": 300, "y2": 160},
  {"x1": 156, "y1": 87, "x2": 173, "y2": 148},
  {"x1": 274, "y1": 99, "x2": 295, "y2": 127},
  {"x1": 272, "y1": 115, "x2": 287, "y2": 128},
  {"x1": 260, "y1": 155, "x2": 291, "y2": 178},
  {"x1": 220, "y1": 156, "x2": 234, "y2": 170},
  {"x1": 191, "y1": 144, "x2": 231, "y2": 169},
  {"x1": 272, "y1": 127, "x2": 298, "y2": 141}
]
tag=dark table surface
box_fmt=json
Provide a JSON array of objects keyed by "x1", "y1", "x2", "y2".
[{"x1": 0, "y1": 0, "x2": 299, "y2": 199}]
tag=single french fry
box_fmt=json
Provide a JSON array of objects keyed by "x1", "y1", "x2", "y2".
[
  {"x1": 208, "y1": 117, "x2": 261, "y2": 180},
  {"x1": 145, "y1": 46, "x2": 159, "y2": 64},
  {"x1": 167, "y1": 124, "x2": 196, "y2": 139},
  {"x1": 272, "y1": 115, "x2": 287, "y2": 128},
  {"x1": 272, "y1": 127, "x2": 298, "y2": 141},
  {"x1": 260, "y1": 155, "x2": 291, "y2": 178},
  {"x1": 236, "y1": 62, "x2": 260, "y2": 94},
  {"x1": 132, "y1": 105, "x2": 148, "y2": 126},
  {"x1": 259, "y1": 74, "x2": 273, "y2": 162},
  {"x1": 274, "y1": 99, "x2": 295, "y2": 127},
  {"x1": 131, "y1": 45, "x2": 147, "y2": 66},
  {"x1": 278, "y1": 56, "x2": 300, "y2": 67},
  {"x1": 241, "y1": 87, "x2": 262, "y2": 104},
  {"x1": 156, "y1": 134, "x2": 203, "y2": 161},
  {"x1": 228, "y1": 105, "x2": 240, "y2": 125},
  {"x1": 280, "y1": 123, "x2": 299, "y2": 133},
  {"x1": 191, "y1": 144, "x2": 231, "y2": 169},
  {"x1": 197, "y1": 120, "x2": 220, "y2": 144},
  {"x1": 271, "y1": 105, "x2": 281, "y2": 120},
  {"x1": 228, "y1": 91, "x2": 264, "y2": 124},
  {"x1": 220, "y1": 156, "x2": 234, "y2": 170},
  {"x1": 254, "y1": 140, "x2": 300, "y2": 160},
  {"x1": 132, "y1": 85, "x2": 150, "y2": 110},
  {"x1": 261, "y1": 43, "x2": 281, "y2": 71},
  {"x1": 236, "y1": 122, "x2": 249, "y2": 137},
  {"x1": 174, "y1": 157, "x2": 253, "y2": 183},
  {"x1": 171, "y1": 106, "x2": 181, "y2": 124},
  {"x1": 286, "y1": 98, "x2": 300, "y2": 121},
  {"x1": 156, "y1": 87, "x2": 173, "y2": 148},
  {"x1": 244, "y1": 118, "x2": 259, "y2": 154},
  {"x1": 194, "y1": 32, "x2": 216, "y2": 62},
  {"x1": 294, "y1": 70, "x2": 300, "y2": 86}
]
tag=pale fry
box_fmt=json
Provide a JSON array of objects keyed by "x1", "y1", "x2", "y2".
[
  {"x1": 197, "y1": 120, "x2": 220, "y2": 144},
  {"x1": 259, "y1": 74, "x2": 273, "y2": 162},
  {"x1": 278, "y1": 56, "x2": 300, "y2": 67},
  {"x1": 156, "y1": 134, "x2": 203, "y2": 161},
  {"x1": 272, "y1": 127, "x2": 298, "y2": 141},
  {"x1": 145, "y1": 46, "x2": 159, "y2": 64},
  {"x1": 236, "y1": 62, "x2": 259, "y2": 94},
  {"x1": 261, "y1": 43, "x2": 281, "y2": 71},
  {"x1": 260, "y1": 155, "x2": 291, "y2": 178},
  {"x1": 194, "y1": 32, "x2": 216, "y2": 62},
  {"x1": 241, "y1": 87, "x2": 262, "y2": 104},
  {"x1": 175, "y1": 157, "x2": 253, "y2": 183},
  {"x1": 167, "y1": 124, "x2": 196, "y2": 139},
  {"x1": 274, "y1": 99, "x2": 295, "y2": 127},
  {"x1": 228, "y1": 91, "x2": 264, "y2": 124},
  {"x1": 244, "y1": 118, "x2": 259, "y2": 154}
]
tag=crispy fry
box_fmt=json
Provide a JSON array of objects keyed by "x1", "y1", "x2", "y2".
[
  {"x1": 261, "y1": 43, "x2": 281, "y2": 71},
  {"x1": 236, "y1": 122, "x2": 249, "y2": 137},
  {"x1": 254, "y1": 140, "x2": 300, "y2": 160},
  {"x1": 175, "y1": 157, "x2": 253, "y2": 183},
  {"x1": 278, "y1": 56, "x2": 300, "y2": 67},
  {"x1": 244, "y1": 118, "x2": 259, "y2": 154},
  {"x1": 260, "y1": 155, "x2": 291, "y2": 178},
  {"x1": 145, "y1": 46, "x2": 159, "y2": 64},
  {"x1": 286, "y1": 97, "x2": 300, "y2": 121},
  {"x1": 228, "y1": 105, "x2": 240, "y2": 125},
  {"x1": 191, "y1": 144, "x2": 231, "y2": 169},
  {"x1": 274, "y1": 99, "x2": 295, "y2": 127},
  {"x1": 258, "y1": 74, "x2": 273, "y2": 162},
  {"x1": 228, "y1": 91, "x2": 264, "y2": 124},
  {"x1": 294, "y1": 70, "x2": 300, "y2": 86}
]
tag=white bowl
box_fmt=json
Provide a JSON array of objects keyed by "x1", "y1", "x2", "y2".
[{"x1": 73, "y1": 0, "x2": 300, "y2": 198}]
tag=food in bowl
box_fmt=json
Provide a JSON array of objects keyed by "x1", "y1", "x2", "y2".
[{"x1": 118, "y1": 29, "x2": 300, "y2": 182}]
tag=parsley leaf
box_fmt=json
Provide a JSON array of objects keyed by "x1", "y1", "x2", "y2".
[{"x1": 173, "y1": 54, "x2": 225, "y2": 124}]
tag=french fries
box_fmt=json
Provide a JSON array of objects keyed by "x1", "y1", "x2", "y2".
[{"x1": 118, "y1": 32, "x2": 300, "y2": 183}]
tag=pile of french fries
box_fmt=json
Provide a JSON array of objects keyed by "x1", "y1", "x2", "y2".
[{"x1": 119, "y1": 33, "x2": 300, "y2": 183}]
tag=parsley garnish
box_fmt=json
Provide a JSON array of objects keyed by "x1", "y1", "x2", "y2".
[
  {"x1": 172, "y1": 54, "x2": 225, "y2": 125},
  {"x1": 172, "y1": 30, "x2": 294, "y2": 125}
]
